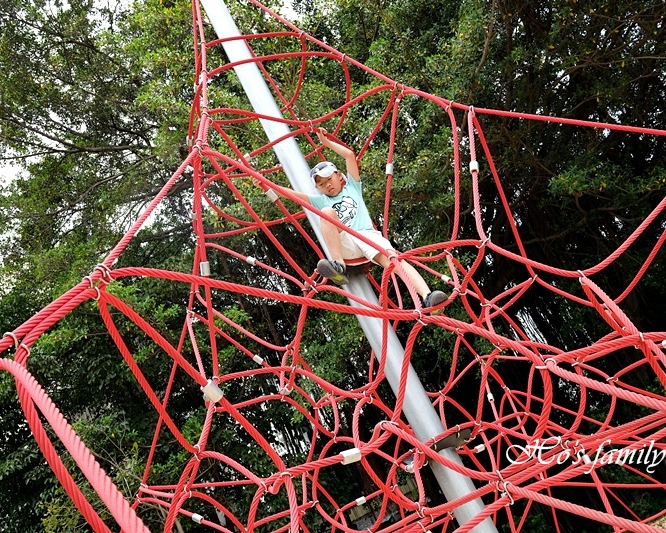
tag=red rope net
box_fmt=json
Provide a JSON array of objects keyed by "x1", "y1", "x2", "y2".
[{"x1": 3, "y1": 1, "x2": 666, "y2": 532}]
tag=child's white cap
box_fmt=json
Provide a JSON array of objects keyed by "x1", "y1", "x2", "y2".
[{"x1": 310, "y1": 161, "x2": 338, "y2": 181}]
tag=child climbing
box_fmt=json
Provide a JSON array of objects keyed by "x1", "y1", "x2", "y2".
[{"x1": 256, "y1": 128, "x2": 447, "y2": 313}]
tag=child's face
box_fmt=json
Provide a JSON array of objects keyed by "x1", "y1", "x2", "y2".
[{"x1": 314, "y1": 171, "x2": 344, "y2": 196}]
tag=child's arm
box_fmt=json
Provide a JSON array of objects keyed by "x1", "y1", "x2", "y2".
[
  {"x1": 316, "y1": 128, "x2": 360, "y2": 182},
  {"x1": 253, "y1": 177, "x2": 311, "y2": 204}
]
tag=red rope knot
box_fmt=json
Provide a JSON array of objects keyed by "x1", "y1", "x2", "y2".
[
  {"x1": 380, "y1": 421, "x2": 399, "y2": 434},
  {"x1": 476, "y1": 237, "x2": 490, "y2": 248},
  {"x1": 267, "y1": 471, "x2": 291, "y2": 494}
]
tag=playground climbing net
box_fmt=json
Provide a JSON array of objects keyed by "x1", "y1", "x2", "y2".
[{"x1": 3, "y1": 0, "x2": 666, "y2": 532}]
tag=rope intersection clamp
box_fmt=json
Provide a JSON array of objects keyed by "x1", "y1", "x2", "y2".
[
  {"x1": 494, "y1": 471, "x2": 515, "y2": 506},
  {"x1": 264, "y1": 188, "x2": 279, "y2": 202},
  {"x1": 2, "y1": 332, "x2": 30, "y2": 356},
  {"x1": 201, "y1": 379, "x2": 224, "y2": 403},
  {"x1": 93, "y1": 263, "x2": 114, "y2": 283},
  {"x1": 3, "y1": 331, "x2": 19, "y2": 350}
]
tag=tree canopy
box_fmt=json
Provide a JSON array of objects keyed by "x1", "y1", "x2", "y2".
[{"x1": 1, "y1": 0, "x2": 665, "y2": 531}]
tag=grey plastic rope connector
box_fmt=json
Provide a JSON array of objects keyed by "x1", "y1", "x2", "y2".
[
  {"x1": 265, "y1": 188, "x2": 279, "y2": 202},
  {"x1": 355, "y1": 496, "x2": 367, "y2": 506},
  {"x1": 201, "y1": 379, "x2": 224, "y2": 403},
  {"x1": 215, "y1": 508, "x2": 227, "y2": 526},
  {"x1": 469, "y1": 160, "x2": 480, "y2": 173},
  {"x1": 340, "y1": 447, "x2": 362, "y2": 465},
  {"x1": 200, "y1": 261, "x2": 211, "y2": 277},
  {"x1": 474, "y1": 443, "x2": 486, "y2": 453},
  {"x1": 252, "y1": 354, "x2": 264, "y2": 365},
  {"x1": 441, "y1": 274, "x2": 452, "y2": 282},
  {"x1": 192, "y1": 513, "x2": 203, "y2": 524},
  {"x1": 385, "y1": 163, "x2": 394, "y2": 175}
]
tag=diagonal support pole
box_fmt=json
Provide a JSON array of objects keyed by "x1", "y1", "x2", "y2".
[{"x1": 199, "y1": 1, "x2": 498, "y2": 530}]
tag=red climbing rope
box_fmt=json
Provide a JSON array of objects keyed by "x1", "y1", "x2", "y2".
[{"x1": 2, "y1": 1, "x2": 666, "y2": 532}]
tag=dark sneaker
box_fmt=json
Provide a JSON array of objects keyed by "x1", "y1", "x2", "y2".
[
  {"x1": 317, "y1": 259, "x2": 349, "y2": 285},
  {"x1": 424, "y1": 290, "x2": 447, "y2": 314}
]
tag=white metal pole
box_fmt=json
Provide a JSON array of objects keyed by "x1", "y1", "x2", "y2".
[{"x1": 199, "y1": 1, "x2": 497, "y2": 530}]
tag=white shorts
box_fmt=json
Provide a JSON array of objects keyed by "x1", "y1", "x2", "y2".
[{"x1": 340, "y1": 229, "x2": 394, "y2": 264}]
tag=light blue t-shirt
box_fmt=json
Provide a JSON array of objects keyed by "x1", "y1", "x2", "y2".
[{"x1": 308, "y1": 174, "x2": 374, "y2": 232}]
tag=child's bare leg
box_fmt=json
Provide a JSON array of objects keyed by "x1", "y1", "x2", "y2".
[
  {"x1": 319, "y1": 207, "x2": 344, "y2": 263},
  {"x1": 375, "y1": 253, "x2": 446, "y2": 313},
  {"x1": 373, "y1": 254, "x2": 429, "y2": 299}
]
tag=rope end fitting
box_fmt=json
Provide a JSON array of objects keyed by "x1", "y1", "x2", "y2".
[
  {"x1": 469, "y1": 160, "x2": 480, "y2": 174},
  {"x1": 340, "y1": 447, "x2": 362, "y2": 465}
]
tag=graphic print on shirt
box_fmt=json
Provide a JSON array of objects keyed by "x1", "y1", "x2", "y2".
[{"x1": 333, "y1": 196, "x2": 358, "y2": 226}]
